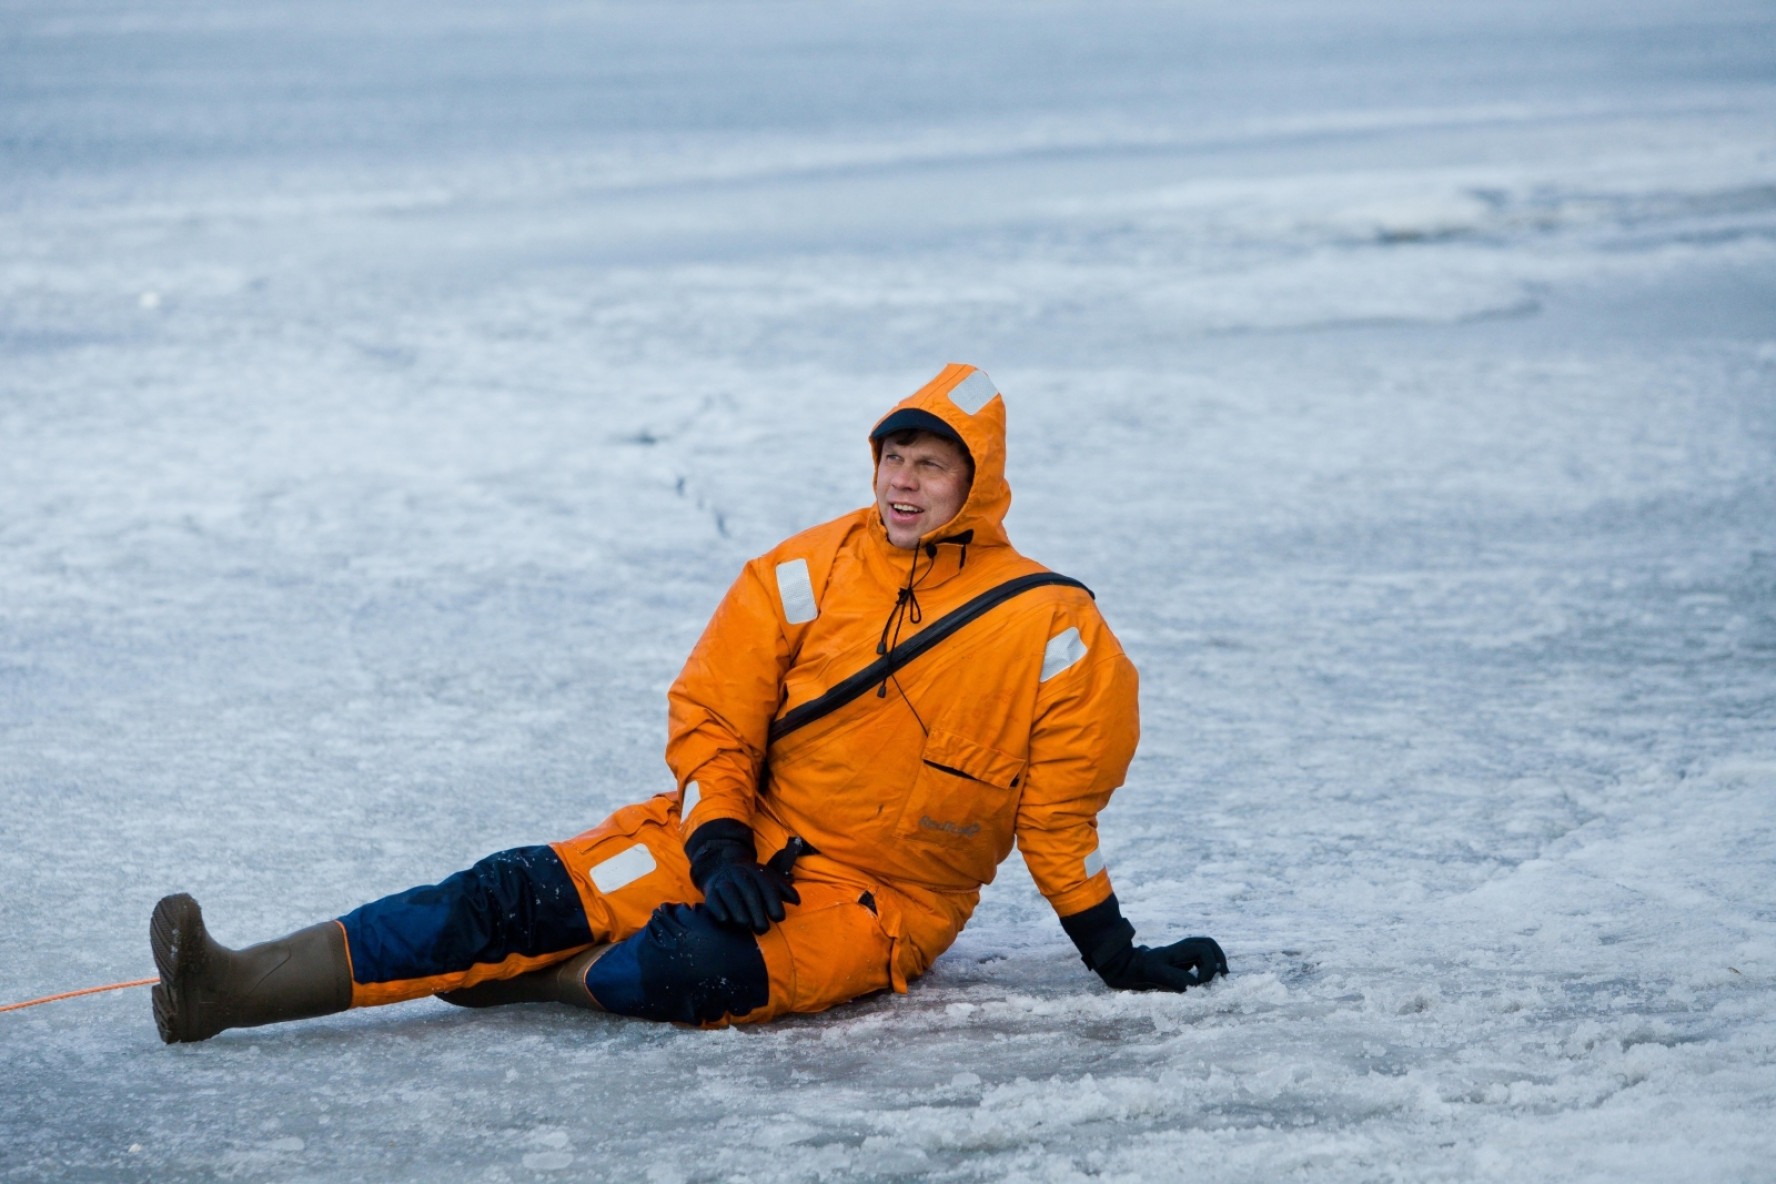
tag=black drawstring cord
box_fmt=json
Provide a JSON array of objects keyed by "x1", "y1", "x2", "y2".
[
  {"x1": 876, "y1": 548, "x2": 925, "y2": 696},
  {"x1": 874, "y1": 529, "x2": 975, "y2": 699},
  {"x1": 878, "y1": 548, "x2": 931, "y2": 733}
]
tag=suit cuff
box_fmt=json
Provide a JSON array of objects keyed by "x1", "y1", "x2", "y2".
[
  {"x1": 685, "y1": 818, "x2": 757, "y2": 891},
  {"x1": 1058, "y1": 892, "x2": 1136, "y2": 971}
]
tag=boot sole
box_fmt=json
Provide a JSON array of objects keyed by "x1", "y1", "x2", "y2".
[{"x1": 149, "y1": 893, "x2": 206, "y2": 1044}]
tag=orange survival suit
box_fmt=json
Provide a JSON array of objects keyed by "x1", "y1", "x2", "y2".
[{"x1": 665, "y1": 363, "x2": 1138, "y2": 995}]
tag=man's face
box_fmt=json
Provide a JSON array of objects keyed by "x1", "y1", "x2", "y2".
[{"x1": 874, "y1": 431, "x2": 972, "y2": 549}]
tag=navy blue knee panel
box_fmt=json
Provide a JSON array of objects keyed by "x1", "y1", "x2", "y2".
[
  {"x1": 585, "y1": 903, "x2": 768, "y2": 1024},
  {"x1": 340, "y1": 845, "x2": 594, "y2": 985}
]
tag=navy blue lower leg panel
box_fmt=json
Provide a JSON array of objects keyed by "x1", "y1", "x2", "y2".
[
  {"x1": 585, "y1": 903, "x2": 768, "y2": 1024},
  {"x1": 340, "y1": 846, "x2": 593, "y2": 985}
]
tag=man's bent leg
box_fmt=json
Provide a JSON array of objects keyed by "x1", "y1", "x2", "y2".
[
  {"x1": 583, "y1": 879, "x2": 895, "y2": 1027},
  {"x1": 584, "y1": 903, "x2": 769, "y2": 1024}
]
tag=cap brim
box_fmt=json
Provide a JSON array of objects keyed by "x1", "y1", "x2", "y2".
[{"x1": 869, "y1": 408, "x2": 964, "y2": 446}]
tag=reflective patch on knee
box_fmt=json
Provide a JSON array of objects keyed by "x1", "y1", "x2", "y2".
[
  {"x1": 590, "y1": 843, "x2": 656, "y2": 894},
  {"x1": 584, "y1": 904, "x2": 768, "y2": 1024}
]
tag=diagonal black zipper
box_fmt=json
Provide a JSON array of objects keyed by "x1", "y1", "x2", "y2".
[{"x1": 767, "y1": 572, "x2": 1092, "y2": 745}]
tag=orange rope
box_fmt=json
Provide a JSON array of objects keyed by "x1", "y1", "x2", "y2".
[{"x1": 1, "y1": 978, "x2": 158, "y2": 1013}]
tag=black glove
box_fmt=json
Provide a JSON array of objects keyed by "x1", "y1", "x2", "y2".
[
  {"x1": 1095, "y1": 936, "x2": 1228, "y2": 992},
  {"x1": 685, "y1": 819, "x2": 801, "y2": 934},
  {"x1": 1059, "y1": 893, "x2": 1227, "y2": 993}
]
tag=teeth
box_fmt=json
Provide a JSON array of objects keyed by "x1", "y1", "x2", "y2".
[{"x1": 891, "y1": 504, "x2": 920, "y2": 513}]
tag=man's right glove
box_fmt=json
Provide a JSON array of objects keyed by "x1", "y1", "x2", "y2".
[
  {"x1": 685, "y1": 819, "x2": 800, "y2": 934},
  {"x1": 1059, "y1": 893, "x2": 1227, "y2": 992}
]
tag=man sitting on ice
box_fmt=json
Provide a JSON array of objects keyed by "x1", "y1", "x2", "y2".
[{"x1": 150, "y1": 363, "x2": 1227, "y2": 1042}]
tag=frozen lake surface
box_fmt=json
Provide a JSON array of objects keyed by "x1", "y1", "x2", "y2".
[{"x1": 3, "y1": 1, "x2": 1774, "y2": 1179}]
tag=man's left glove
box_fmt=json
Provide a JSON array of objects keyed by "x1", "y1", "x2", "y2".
[
  {"x1": 685, "y1": 819, "x2": 800, "y2": 934},
  {"x1": 1059, "y1": 892, "x2": 1227, "y2": 993},
  {"x1": 1094, "y1": 936, "x2": 1228, "y2": 992}
]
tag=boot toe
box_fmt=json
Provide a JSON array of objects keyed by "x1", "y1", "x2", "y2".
[{"x1": 150, "y1": 894, "x2": 201, "y2": 979}]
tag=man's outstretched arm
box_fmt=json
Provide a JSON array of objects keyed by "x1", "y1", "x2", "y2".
[{"x1": 1015, "y1": 605, "x2": 1227, "y2": 992}]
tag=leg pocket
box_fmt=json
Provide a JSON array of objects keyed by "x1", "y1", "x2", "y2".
[{"x1": 748, "y1": 882, "x2": 896, "y2": 1024}]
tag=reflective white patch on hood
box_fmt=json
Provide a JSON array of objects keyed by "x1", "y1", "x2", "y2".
[{"x1": 948, "y1": 369, "x2": 999, "y2": 415}]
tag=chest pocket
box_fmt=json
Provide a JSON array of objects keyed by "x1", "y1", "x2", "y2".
[{"x1": 895, "y1": 728, "x2": 1027, "y2": 884}]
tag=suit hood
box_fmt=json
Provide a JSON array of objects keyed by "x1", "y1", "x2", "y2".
[{"x1": 869, "y1": 363, "x2": 1011, "y2": 552}]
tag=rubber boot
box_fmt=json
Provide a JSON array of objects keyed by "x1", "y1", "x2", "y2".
[
  {"x1": 436, "y1": 945, "x2": 609, "y2": 1010},
  {"x1": 150, "y1": 893, "x2": 353, "y2": 1044}
]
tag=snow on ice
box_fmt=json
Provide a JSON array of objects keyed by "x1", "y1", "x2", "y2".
[{"x1": 3, "y1": 0, "x2": 1774, "y2": 1180}]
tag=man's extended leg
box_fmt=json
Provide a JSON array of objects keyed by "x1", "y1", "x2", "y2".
[
  {"x1": 151, "y1": 799, "x2": 698, "y2": 1042},
  {"x1": 150, "y1": 843, "x2": 610, "y2": 1043}
]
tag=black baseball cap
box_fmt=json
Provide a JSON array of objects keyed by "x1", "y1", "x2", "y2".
[{"x1": 869, "y1": 408, "x2": 965, "y2": 448}]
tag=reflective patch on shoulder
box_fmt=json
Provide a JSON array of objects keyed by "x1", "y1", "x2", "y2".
[
  {"x1": 590, "y1": 844, "x2": 657, "y2": 895},
  {"x1": 681, "y1": 780, "x2": 701, "y2": 819},
  {"x1": 775, "y1": 558, "x2": 818, "y2": 625},
  {"x1": 1040, "y1": 626, "x2": 1088, "y2": 682},
  {"x1": 948, "y1": 370, "x2": 999, "y2": 415},
  {"x1": 1084, "y1": 847, "x2": 1106, "y2": 879}
]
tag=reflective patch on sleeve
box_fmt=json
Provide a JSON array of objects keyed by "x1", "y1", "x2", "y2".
[
  {"x1": 1084, "y1": 847, "x2": 1106, "y2": 879},
  {"x1": 590, "y1": 844, "x2": 657, "y2": 895},
  {"x1": 681, "y1": 780, "x2": 701, "y2": 819},
  {"x1": 1040, "y1": 626, "x2": 1088, "y2": 682},
  {"x1": 948, "y1": 370, "x2": 999, "y2": 415},
  {"x1": 775, "y1": 558, "x2": 818, "y2": 625}
]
